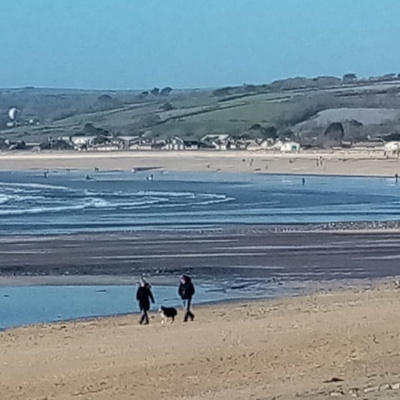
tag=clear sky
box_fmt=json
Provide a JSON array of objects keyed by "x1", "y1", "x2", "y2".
[{"x1": 1, "y1": 0, "x2": 400, "y2": 90}]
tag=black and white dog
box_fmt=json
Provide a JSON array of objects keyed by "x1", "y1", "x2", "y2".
[{"x1": 159, "y1": 306, "x2": 178, "y2": 324}]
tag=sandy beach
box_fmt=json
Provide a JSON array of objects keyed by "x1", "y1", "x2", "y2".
[
  {"x1": 1, "y1": 283, "x2": 400, "y2": 400},
  {"x1": 2, "y1": 153, "x2": 400, "y2": 399},
  {"x1": 1, "y1": 149, "x2": 400, "y2": 177}
]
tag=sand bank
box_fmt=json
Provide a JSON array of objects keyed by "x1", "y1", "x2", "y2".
[
  {"x1": 1, "y1": 149, "x2": 400, "y2": 176},
  {"x1": 2, "y1": 283, "x2": 400, "y2": 399},
  {"x1": 2, "y1": 230, "x2": 400, "y2": 282}
]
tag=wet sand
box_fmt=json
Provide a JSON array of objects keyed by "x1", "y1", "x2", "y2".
[
  {"x1": 1, "y1": 149, "x2": 400, "y2": 177},
  {"x1": 1, "y1": 229, "x2": 400, "y2": 284},
  {"x1": 2, "y1": 284, "x2": 400, "y2": 399}
]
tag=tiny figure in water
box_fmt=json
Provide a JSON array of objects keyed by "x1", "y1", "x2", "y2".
[
  {"x1": 302, "y1": 177, "x2": 306, "y2": 186},
  {"x1": 179, "y1": 275, "x2": 195, "y2": 322},
  {"x1": 86, "y1": 175, "x2": 92, "y2": 180},
  {"x1": 43, "y1": 170, "x2": 49, "y2": 179},
  {"x1": 136, "y1": 278, "x2": 155, "y2": 325},
  {"x1": 146, "y1": 174, "x2": 154, "y2": 181},
  {"x1": 395, "y1": 173, "x2": 399, "y2": 184}
]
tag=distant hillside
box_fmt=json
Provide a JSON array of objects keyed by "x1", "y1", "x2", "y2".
[{"x1": 2, "y1": 73, "x2": 400, "y2": 147}]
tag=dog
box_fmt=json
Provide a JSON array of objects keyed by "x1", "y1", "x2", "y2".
[{"x1": 159, "y1": 306, "x2": 178, "y2": 324}]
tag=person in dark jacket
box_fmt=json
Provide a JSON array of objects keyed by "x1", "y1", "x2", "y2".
[
  {"x1": 178, "y1": 275, "x2": 195, "y2": 322},
  {"x1": 136, "y1": 279, "x2": 155, "y2": 325}
]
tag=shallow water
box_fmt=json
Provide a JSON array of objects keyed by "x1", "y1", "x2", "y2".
[
  {"x1": 1, "y1": 171, "x2": 400, "y2": 234},
  {"x1": 0, "y1": 280, "x2": 299, "y2": 330}
]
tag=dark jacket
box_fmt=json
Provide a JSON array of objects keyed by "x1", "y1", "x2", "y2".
[
  {"x1": 179, "y1": 276, "x2": 195, "y2": 300},
  {"x1": 136, "y1": 284, "x2": 154, "y2": 311}
]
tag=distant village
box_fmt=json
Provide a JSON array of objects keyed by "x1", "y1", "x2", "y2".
[
  {"x1": 0, "y1": 133, "x2": 302, "y2": 154},
  {"x1": 3, "y1": 125, "x2": 400, "y2": 156},
  {"x1": 0, "y1": 107, "x2": 303, "y2": 153}
]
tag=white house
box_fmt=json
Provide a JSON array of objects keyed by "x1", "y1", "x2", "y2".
[
  {"x1": 279, "y1": 141, "x2": 301, "y2": 153},
  {"x1": 384, "y1": 141, "x2": 400, "y2": 154}
]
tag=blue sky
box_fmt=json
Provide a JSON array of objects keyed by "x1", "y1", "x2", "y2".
[{"x1": 1, "y1": 0, "x2": 400, "y2": 89}]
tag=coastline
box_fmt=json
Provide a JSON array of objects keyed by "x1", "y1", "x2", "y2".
[
  {"x1": 1, "y1": 161, "x2": 400, "y2": 398},
  {"x1": 2, "y1": 281, "x2": 400, "y2": 399},
  {"x1": 1, "y1": 149, "x2": 400, "y2": 177}
]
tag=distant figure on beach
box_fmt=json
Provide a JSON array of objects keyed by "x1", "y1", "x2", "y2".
[
  {"x1": 302, "y1": 177, "x2": 306, "y2": 186},
  {"x1": 179, "y1": 275, "x2": 195, "y2": 322},
  {"x1": 395, "y1": 173, "x2": 399, "y2": 184},
  {"x1": 94, "y1": 167, "x2": 99, "y2": 172},
  {"x1": 136, "y1": 279, "x2": 155, "y2": 325}
]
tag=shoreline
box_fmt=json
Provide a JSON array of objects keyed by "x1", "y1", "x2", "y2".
[
  {"x1": 1, "y1": 219, "x2": 400, "y2": 239},
  {"x1": 2, "y1": 281, "x2": 400, "y2": 399},
  {"x1": 0, "y1": 275, "x2": 393, "y2": 332},
  {"x1": 0, "y1": 276, "x2": 387, "y2": 332}
]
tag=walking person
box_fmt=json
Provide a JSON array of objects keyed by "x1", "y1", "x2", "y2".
[
  {"x1": 136, "y1": 278, "x2": 155, "y2": 325},
  {"x1": 179, "y1": 275, "x2": 195, "y2": 322}
]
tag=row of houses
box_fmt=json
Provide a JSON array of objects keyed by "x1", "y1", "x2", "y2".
[{"x1": 57, "y1": 134, "x2": 301, "y2": 153}]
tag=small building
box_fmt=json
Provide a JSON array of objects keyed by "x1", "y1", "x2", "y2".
[
  {"x1": 384, "y1": 141, "x2": 400, "y2": 154},
  {"x1": 163, "y1": 137, "x2": 210, "y2": 151},
  {"x1": 92, "y1": 145, "x2": 120, "y2": 152},
  {"x1": 129, "y1": 140, "x2": 154, "y2": 151},
  {"x1": 279, "y1": 141, "x2": 301, "y2": 153},
  {"x1": 63, "y1": 136, "x2": 97, "y2": 149},
  {"x1": 201, "y1": 134, "x2": 251, "y2": 151},
  {"x1": 164, "y1": 137, "x2": 185, "y2": 151},
  {"x1": 202, "y1": 134, "x2": 232, "y2": 150}
]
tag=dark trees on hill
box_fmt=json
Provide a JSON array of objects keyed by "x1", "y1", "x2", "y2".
[
  {"x1": 318, "y1": 122, "x2": 344, "y2": 148},
  {"x1": 83, "y1": 122, "x2": 109, "y2": 136},
  {"x1": 97, "y1": 94, "x2": 114, "y2": 103},
  {"x1": 160, "y1": 87, "x2": 173, "y2": 96},
  {"x1": 342, "y1": 73, "x2": 357, "y2": 83},
  {"x1": 249, "y1": 124, "x2": 278, "y2": 140}
]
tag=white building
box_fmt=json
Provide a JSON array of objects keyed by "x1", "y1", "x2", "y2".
[
  {"x1": 279, "y1": 141, "x2": 301, "y2": 153},
  {"x1": 384, "y1": 141, "x2": 400, "y2": 154}
]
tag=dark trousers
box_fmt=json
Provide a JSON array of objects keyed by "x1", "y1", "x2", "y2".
[
  {"x1": 183, "y1": 298, "x2": 195, "y2": 322},
  {"x1": 140, "y1": 309, "x2": 149, "y2": 325}
]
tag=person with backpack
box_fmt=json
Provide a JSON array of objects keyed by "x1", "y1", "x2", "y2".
[
  {"x1": 136, "y1": 278, "x2": 155, "y2": 325},
  {"x1": 178, "y1": 275, "x2": 195, "y2": 322}
]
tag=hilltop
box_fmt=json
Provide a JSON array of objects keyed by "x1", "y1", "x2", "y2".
[{"x1": 2, "y1": 73, "x2": 400, "y2": 149}]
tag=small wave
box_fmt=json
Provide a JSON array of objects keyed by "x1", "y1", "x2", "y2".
[
  {"x1": 0, "y1": 194, "x2": 45, "y2": 205},
  {"x1": 0, "y1": 195, "x2": 9, "y2": 205},
  {"x1": 135, "y1": 190, "x2": 196, "y2": 198},
  {"x1": 0, "y1": 182, "x2": 74, "y2": 192},
  {"x1": 195, "y1": 197, "x2": 235, "y2": 206},
  {"x1": 86, "y1": 198, "x2": 110, "y2": 208},
  {"x1": 0, "y1": 204, "x2": 88, "y2": 216}
]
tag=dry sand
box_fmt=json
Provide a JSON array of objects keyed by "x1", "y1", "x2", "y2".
[
  {"x1": 2, "y1": 284, "x2": 400, "y2": 400},
  {"x1": 1, "y1": 149, "x2": 400, "y2": 177}
]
